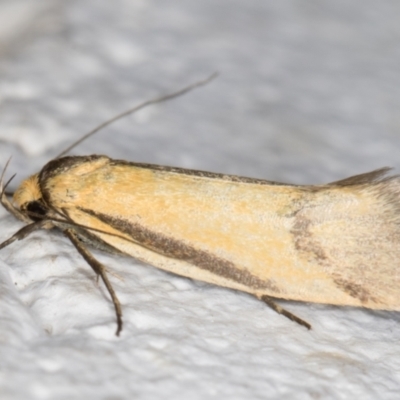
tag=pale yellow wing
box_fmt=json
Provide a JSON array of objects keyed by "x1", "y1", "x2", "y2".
[{"x1": 39, "y1": 156, "x2": 400, "y2": 309}]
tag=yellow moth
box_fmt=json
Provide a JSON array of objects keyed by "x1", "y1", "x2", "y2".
[{"x1": 2, "y1": 75, "x2": 400, "y2": 336}]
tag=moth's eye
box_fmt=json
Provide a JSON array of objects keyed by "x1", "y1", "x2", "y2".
[{"x1": 25, "y1": 201, "x2": 47, "y2": 221}]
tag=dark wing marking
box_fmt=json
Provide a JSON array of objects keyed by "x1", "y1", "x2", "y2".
[{"x1": 79, "y1": 207, "x2": 280, "y2": 293}]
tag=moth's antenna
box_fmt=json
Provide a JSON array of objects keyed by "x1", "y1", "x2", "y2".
[{"x1": 56, "y1": 72, "x2": 218, "y2": 159}]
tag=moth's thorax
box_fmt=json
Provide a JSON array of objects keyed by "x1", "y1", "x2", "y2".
[{"x1": 13, "y1": 173, "x2": 42, "y2": 210}]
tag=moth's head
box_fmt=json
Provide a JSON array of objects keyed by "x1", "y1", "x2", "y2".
[{"x1": 13, "y1": 174, "x2": 48, "y2": 220}]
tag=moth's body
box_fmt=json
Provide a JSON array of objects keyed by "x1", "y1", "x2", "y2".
[
  {"x1": 2, "y1": 77, "x2": 398, "y2": 335},
  {"x1": 10, "y1": 155, "x2": 400, "y2": 315}
]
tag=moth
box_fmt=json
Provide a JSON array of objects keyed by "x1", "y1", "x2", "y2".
[{"x1": 2, "y1": 75, "x2": 400, "y2": 336}]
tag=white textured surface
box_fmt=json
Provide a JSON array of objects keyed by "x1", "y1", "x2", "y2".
[{"x1": 1, "y1": 1, "x2": 400, "y2": 399}]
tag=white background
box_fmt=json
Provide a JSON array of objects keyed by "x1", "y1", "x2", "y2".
[{"x1": 1, "y1": 1, "x2": 400, "y2": 399}]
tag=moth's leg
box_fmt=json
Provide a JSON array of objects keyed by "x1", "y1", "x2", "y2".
[
  {"x1": 65, "y1": 229, "x2": 123, "y2": 336},
  {"x1": 260, "y1": 295, "x2": 311, "y2": 330},
  {"x1": 0, "y1": 220, "x2": 50, "y2": 250}
]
